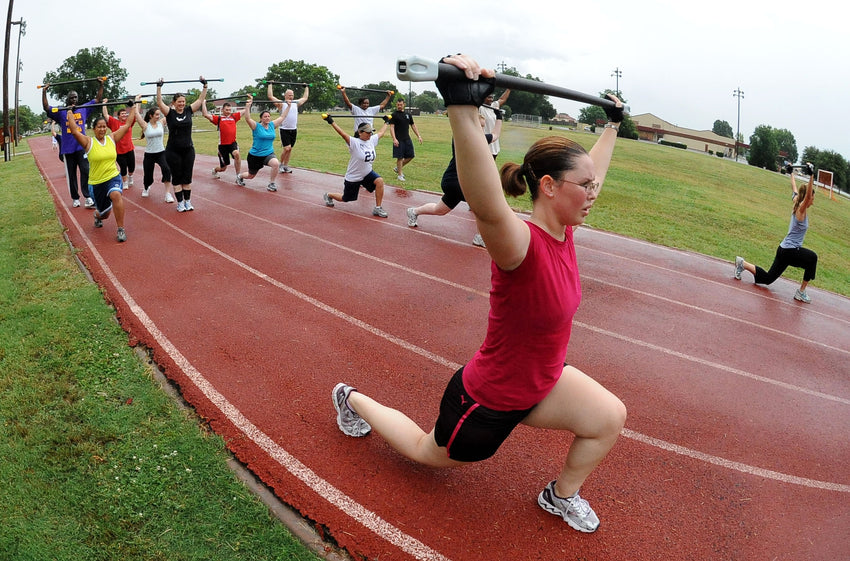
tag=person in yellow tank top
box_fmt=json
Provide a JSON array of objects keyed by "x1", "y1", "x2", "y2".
[{"x1": 66, "y1": 106, "x2": 136, "y2": 242}]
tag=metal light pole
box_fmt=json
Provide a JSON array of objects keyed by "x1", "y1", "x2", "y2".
[
  {"x1": 611, "y1": 67, "x2": 622, "y2": 97},
  {"x1": 11, "y1": 17, "x2": 23, "y2": 148},
  {"x1": 733, "y1": 87, "x2": 744, "y2": 161}
]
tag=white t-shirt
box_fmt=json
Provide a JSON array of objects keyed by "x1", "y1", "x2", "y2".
[
  {"x1": 278, "y1": 101, "x2": 298, "y2": 130},
  {"x1": 479, "y1": 101, "x2": 501, "y2": 155},
  {"x1": 344, "y1": 134, "x2": 380, "y2": 181},
  {"x1": 350, "y1": 105, "x2": 381, "y2": 132},
  {"x1": 144, "y1": 121, "x2": 165, "y2": 153}
]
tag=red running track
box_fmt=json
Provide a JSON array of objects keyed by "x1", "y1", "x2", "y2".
[{"x1": 31, "y1": 136, "x2": 850, "y2": 560}]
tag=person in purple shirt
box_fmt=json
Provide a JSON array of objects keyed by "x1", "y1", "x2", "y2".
[{"x1": 43, "y1": 78, "x2": 105, "y2": 208}]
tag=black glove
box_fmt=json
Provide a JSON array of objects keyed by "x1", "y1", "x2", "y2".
[
  {"x1": 494, "y1": 108, "x2": 503, "y2": 120},
  {"x1": 805, "y1": 163, "x2": 815, "y2": 176},
  {"x1": 199, "y1": 77, "x2": 207, "y2": 86},
  {"x1": 435, "y1": 60, "x2": 495, "y2": 107},
  {"x1": 382, "y1": 115, "x2": 390, "y2": 123},
  {"x1": 156, "y1": 79, "x2": 164, "y2": 88},
  {"x1": 126, "y1": 99, "x2": 135, "y2": 107},
  {"x1": 604, "y1": 102, "x2": 624, "y2": 123},
  {"x1": 322, "y1": 114, "x2": 334, "y2": 125},
  {"x1": 785, "y1": 163, "x2": 794, "y2": 175}
]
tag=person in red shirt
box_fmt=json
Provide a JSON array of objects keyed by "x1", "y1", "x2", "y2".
[
  {"x1": 202, "y1": 101, "x2": 243, "y2": 180},
  {"x1": 332, "y1": 54, "x2": 627, "y2": 534},
  {"x1": 103, "y1": 96, "x2": 140, "y2": 188}
]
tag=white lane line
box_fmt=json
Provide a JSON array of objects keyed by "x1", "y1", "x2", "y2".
[
  {"x1": 622, "y1": 429, "x2": 850, "y2": 493},
  {"x1": 51, "y1": 186, "x2": 453, "y2": 561},
  {"x1": 580, "y1": 273, "x2": 850, "y2": 357}
]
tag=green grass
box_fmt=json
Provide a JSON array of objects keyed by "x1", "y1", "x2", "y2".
[
  {"x1": 0, "y1": 155, "x2": 322, "y2": 560},
  {"x1": 191, "y1": 111, "x2": 850, "y2": 296}
]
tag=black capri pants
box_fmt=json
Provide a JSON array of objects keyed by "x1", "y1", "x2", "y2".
[
  {"x1": 143, "y1": 151, "x2": 172, "y2": 188},
  {"x1": 165, "y1": 145, "x2": 195, "y2": 186},
  {"x1": 754, "y1": 245, "x2": 818, "y2": 285}
]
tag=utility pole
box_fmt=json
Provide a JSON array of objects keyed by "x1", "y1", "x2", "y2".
[
  {"x1": 611, "y1": 67, "x2": 622, "y2": 97},
  {"x1": 496, "y1": 61, "x2": 508, "y2": 73},
  {"x1": 733, "y1": 87, "x2": 744, "y2": 161},
  {"x1": 11, "y1": 17, "x2": 23, "y2": 148},
  {"x1": 3, "y1": 0, "x2": 14, "y2": 162}
]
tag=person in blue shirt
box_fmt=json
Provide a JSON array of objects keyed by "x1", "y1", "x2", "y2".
[
  {"x1": 236, "y1": 96, "x2": 291, "y2": 192},
  {"x1": 734, "y1": 163, "x2": 818, "y2": 303}
]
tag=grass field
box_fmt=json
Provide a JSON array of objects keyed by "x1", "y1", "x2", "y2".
[{"x1": 3, "y1": 111, "x2": 847, "y2": 558}]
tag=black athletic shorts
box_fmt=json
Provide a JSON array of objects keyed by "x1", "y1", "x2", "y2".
[
  {"x1": 342, "y1": 171, "x2": 380, "y2": 202},
  {"x1": 279, "y1": 129, "x2": 297, "y2": 148},
  {"x1": 218, "y1": 142, "x2": 239, "y2": 167},
  {"x1": 433, "y1": 367, "x2": 534, "y2": 462},
  {"x1": 247, "y1": 153, "x2": 274, "y2": 175}
]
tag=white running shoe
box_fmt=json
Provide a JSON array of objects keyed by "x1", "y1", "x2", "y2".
[
  {"x1": 84, "y1": 197, "x2": 95, "y2": 208},
  {"x1": 184, "y1": 200, "x2": 194, "y2": 211},
  {"x1": 406, "y1": 207, "x2": 418, "y2": 227},
  {"x1": 176, "y1": 201, "x2": 186, "y2": 212},
  {"x1": 538, "y1": 481, "x2": 600, "y2": 533},
  {"x1": 165, "y1": 192, "x2": 175, "y2": 203},
  {"x1": 73, "y1": 199, "x2": 81, "y2": 208},
  {"x1": 472, "y1": 233, "x2": 486, "y2": 248},
  {"x1": 142, "y1": 188, "x2": 150, "y2": 198}
]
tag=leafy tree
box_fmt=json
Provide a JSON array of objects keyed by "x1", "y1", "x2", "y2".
[
  {"x1": 712, "y1": 119, "x2": 734, "y2": 138},
  {"x1": 414, "y1": 90, "x2": 442, "y2": 113},
  {"x1": 801, "y1": 146, "x2": 848, "y2": 192},
  {"x1": 773, "y1": 128, "x2": 797, "y2": 165},
  {"x1": 42, "y1": 47, "x2": 128, "y2": 104},
  {"x1": 495, "y1": 67, "x2": 556, "y2": 120},
  {"x1": 0, "y1": 105, "x2": 41, "y2": 135},
  {"x1": 256, "y1": 60, "x2": 339, "y2": 111},
  {"x1": 184, "y1": 86, "x2": 217, "y2": 105},
  {"x1": 578, "y1": 90, "x2": 636, "y2": 138},
  {"x1": 747, "y1": 124, "x2": 780, "y2": 171},
  {"x1": 352, "y1": 82, "x2": 398, "y2": 112}
]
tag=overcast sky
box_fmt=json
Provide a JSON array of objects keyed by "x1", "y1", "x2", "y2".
[{"x1": 12, "y1": 0, "x2": 848, "y2": 160}]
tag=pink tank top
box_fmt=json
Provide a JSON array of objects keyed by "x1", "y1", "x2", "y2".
[{"x1": 463, "y1": 222, "x2": 581, "y2": 411}]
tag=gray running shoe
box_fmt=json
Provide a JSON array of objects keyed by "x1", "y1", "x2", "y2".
[
  {"x1": 472, "y1": 233, "x2": 486, "y2": 248},
  {"x1": 184, "y1": 200, "x2": 194, "y2": 211},
  {"x1": 267, "y1": 183, "x2": 278, "y2": 192},
  {"x1": 278, "y1": 164, "x2": 286, "y2": 173},
  {"x1": 94, "y1": 216, "x2": 103, "y2": 228},
  {"x1": 283, "y1": 166, "x2": 292, "y2": 173},
  {"x1": 372, "y1": 206, "x2": 388, "y2": 218},
  {"x1": 235, "y1": 174, "x2": 246, "y2": 187},
  {"x1": 794, "y1": 289, "x2": 811, "y2": 303},
  {"x1": 323, "y1": 193, "x2": 334, "y2": 207},
  {"x1": 177, "y1": 201, "x2": 186, "y2": 212},
  {"x1": 406, "y1": 207, "x2": 418, "y2": 227},
  {"x1": 332, "y1": 383, "x2": 371, "y2": 437},
  {"x1": 538, "y1": 481, "x2": 600, "y2": 533},
  {"x1": 734, "y1": 256, "x2": 744, "y2": 280},
  {"x1": 116, "y1": 227, "x2": 127, "y2": 242}
]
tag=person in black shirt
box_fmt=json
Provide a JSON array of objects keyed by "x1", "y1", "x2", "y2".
[{"x1": 388, "y1": 98, "x2": 422, "y2": 182}]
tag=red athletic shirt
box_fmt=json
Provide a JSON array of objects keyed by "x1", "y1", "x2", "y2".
[
  {"x1": 211, "y1": 113, "x2": 242, "y2": 145},
  {"x1": 463, "y1": 222, "x2": 581, "y2": 411},
  {"x1": 107, "y1": 116, "x2": 134, "y2": 155}
]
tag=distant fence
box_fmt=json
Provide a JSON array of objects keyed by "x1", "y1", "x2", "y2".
[{"x1": 511, "y1": 114, "x2": 542, "y2": 128}]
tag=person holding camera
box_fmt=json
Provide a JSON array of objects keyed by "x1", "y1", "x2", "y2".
[
  {"x1": 734, "y1": 163, "x2": 819, "y2": 303},
  {"x1": 331, "y1": 54, "x2": 627, "y2": 533}
]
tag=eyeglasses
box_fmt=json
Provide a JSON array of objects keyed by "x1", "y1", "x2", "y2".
[{"x1": 558, "y1": 178, "x2": 601, "y2": 195}]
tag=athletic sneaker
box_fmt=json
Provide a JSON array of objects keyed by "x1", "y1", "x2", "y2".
[
  {"x1": 116, "y1": 227, "x2": 126, "y2": 243},
  {"x1": 142, "y1": 188, "x2": 150, "y2": 198},
  {"x1": 472, "y1": 233, "x2": 486, "y2": 248},
  {"x1": 393, "y1": 166, "x2": 399, "y2": 173},
  {"x1": 212, "y1": 168, "x2": 220, "y2": 179},
  {"x1": 794, "y1": 289, "x2": 811, "y2": 303},
  {"x1": 235, "y1": 174, "x2": 246, "y2": 187},
  {"x1": 406, "y1": 207, "x2": 418, "y2": 227},
  {"x1": 84, "y1": 197, "x2": 95, "y2": 208},
  {"x1": 72, "y1": 199, "x2": 81, "y2": 208},
  {"x1": 165, "y1": 192, "x2": 175, "y2": 203},
  {"x1": 278, "y1": 163, "x2": 286, "y2": 173},
  {"x1": 128, "y1": 177, "x2": 134, "y2": 187},
  {"x1": 267, "y1": 183, "x2": 278, "y2": 192},
  {"x1": 283, "y1": 166, "x2": 292, "y2": 173},
  {"x1": 184, "y1": 200, "x2": 194, "y2": 211},
  {"x1": 734, "y1": 256, "x2": 744, "y2": 280},
  {"x1": 176, "y1": 201, "x2": 186, "y2": 212},
  {"x1": 323, "y1": 193, "x2": 334, "y2": 207},
  {"x1": 94, "y1": 216, "x2": 103, "y2": 228},
  {"x1": 372, "y1": 206, "x2": 388, "y2": 218},
  {"x1": 332, "y1": 383, "x2": 371, "y2": 437},
  {"x1": 397, "y1": 174, "x2": 406, "y2": 182},
  {"x1": 537, "y1": 481, "x2": 600, "y2": 533}
]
